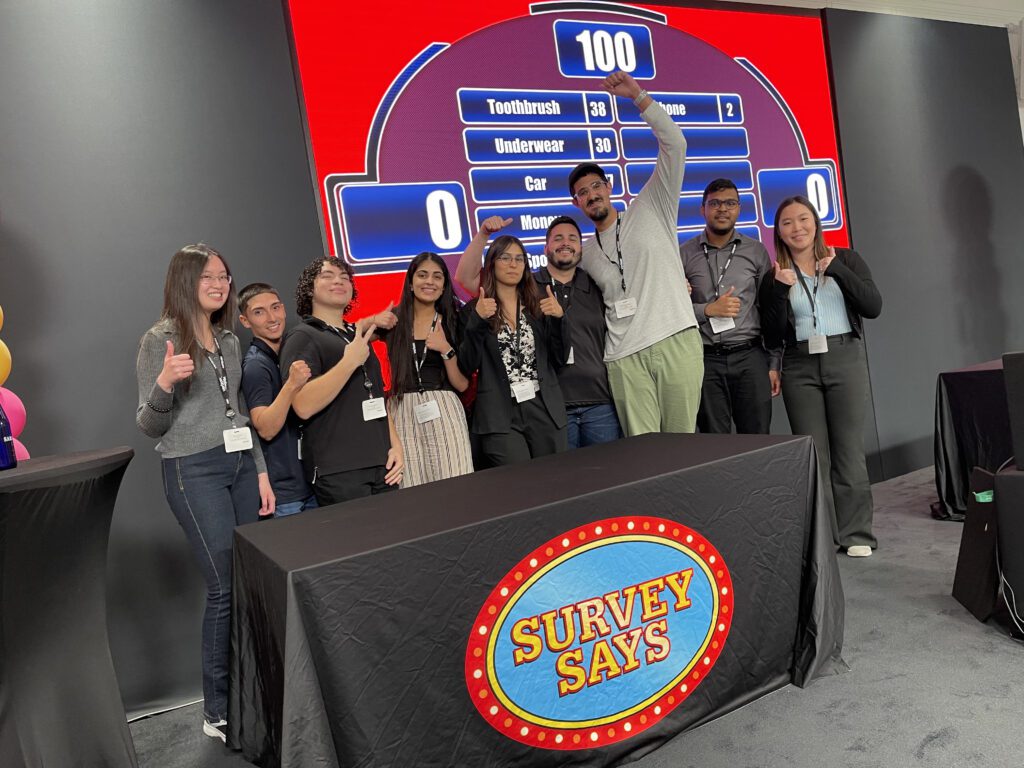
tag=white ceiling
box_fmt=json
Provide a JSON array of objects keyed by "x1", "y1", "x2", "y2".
[{"x1": 710, "y1": 0, "x2": 1023, "y2": 27}]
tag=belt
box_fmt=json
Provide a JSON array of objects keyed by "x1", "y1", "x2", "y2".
[
  {"x1": 704, "y1": 338, "x2": 759, "y2": 356},
  {"x1": 787, "y1": 332, "x2": 857, "y2": 354}
]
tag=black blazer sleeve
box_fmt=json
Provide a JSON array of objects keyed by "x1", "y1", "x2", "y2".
[
  {"x1": 825, "y1": 249, "x2": 882, "y2": 319},
  {"x1": 457, "y1": 301, "x2": 489, "y2": 376},
  {"x1": 544, "y1": 312, "x2": 571, "y2": 369},
  {"x1": 759, "y1": 271, "x2": 791, "y2": 350}
]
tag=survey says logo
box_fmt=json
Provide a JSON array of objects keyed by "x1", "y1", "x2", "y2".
[{"x1": 465, "y1": 516, "x2": 733, "y2": 750}]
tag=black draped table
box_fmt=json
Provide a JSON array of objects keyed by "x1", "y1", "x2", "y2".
[
  {"x1": 0, "y1": 446, "x2": 137, "y2": 768},
  {"x1": 933, "y1": 359, "x2": 1013, "y2": 520},
  {"x1": 230, "y1": 433, "x2": 844, "y2": 768}
]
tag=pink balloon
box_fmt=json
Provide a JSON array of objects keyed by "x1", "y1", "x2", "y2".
[
  {"x1": 12, "y1": 438, "x2": 29, "y2": 461},
  {"x1": 0, "y1": 387, "x2": 26, "y2": 438}
]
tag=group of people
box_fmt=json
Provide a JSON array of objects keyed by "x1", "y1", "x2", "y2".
[{"x1": 134, "y1": 71, "x2": 881, "y2": 741}]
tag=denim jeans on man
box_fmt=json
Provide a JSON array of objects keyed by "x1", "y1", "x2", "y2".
[
  {"x1": 275, "y1": 493, "x2": 319, "y2": 517},
  {"x1": 162, "y1": 445, "x2": 259, "y2": 722},
  {"x1": 566, "y1": 403, "x2": 622, "y2": 449}
]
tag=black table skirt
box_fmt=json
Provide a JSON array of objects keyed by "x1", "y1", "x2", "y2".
[{"x1": 230, "y1": 433, "x2": 844, "y2": 768}]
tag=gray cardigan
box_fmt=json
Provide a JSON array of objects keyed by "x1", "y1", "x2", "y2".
[{"x1": 135, "y1": 319, "x2": 266, "y2": 473}]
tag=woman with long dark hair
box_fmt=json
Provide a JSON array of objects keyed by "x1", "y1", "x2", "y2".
[
  {"x1": 763, "y1": 196, "x2": 882, "y2": 557},
  {"x1": 386, "y1": 253, "x2": 473, "y2": 487},
  {"x1": 135, "y1": 243, "x2": 273, "y2": 742},
  {"x1": 458, "y1": 235, "x2": 571, "y2": 465}
]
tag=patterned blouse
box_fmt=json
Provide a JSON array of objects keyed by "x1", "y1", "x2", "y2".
[{"x1": 497, "y1": 311, "x2": 538, "y2": 384}]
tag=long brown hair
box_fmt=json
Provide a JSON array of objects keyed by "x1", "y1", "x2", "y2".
[
  {"x1": 479, "y1": 235, "x2": 540, "y2": 333},
  {"x1": 160, "y1": 243, "x2": 236, "y2": 372},
  {"x1": 773, "y1": 195, "x2": 828, "y2": 269}
]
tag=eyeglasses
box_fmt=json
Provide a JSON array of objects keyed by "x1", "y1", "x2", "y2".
[
  {"x1": 705, "y1": 199, "x2": 740, "y2": 210},
  {"x1": 199, "y1": 274, "x2": 232, "y2": 285},
  {"x1": 496, "y1": 254, "x2": 526, "y2": 264},
  {"x1": 572, "y1": 179, "x2": 607, "y2": 200}
]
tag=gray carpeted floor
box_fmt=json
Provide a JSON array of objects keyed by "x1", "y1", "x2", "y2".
[{"x1": 130, "y1": 468, "x2": 1023, "y2": 767}]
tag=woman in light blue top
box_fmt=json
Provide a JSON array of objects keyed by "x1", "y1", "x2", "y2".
[{"x1": 762, "y1": 196, "x2": 882, "y2": 558}]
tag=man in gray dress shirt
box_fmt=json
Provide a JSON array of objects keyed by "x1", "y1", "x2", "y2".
[{"x1": 681, "y1": 178, "x2": 779, "y2": 434}]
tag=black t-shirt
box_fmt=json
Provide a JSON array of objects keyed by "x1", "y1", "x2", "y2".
[
  {"x1": 241, "y1": 339, "x2": 311, "y2": 503},
  {"x1": 534, "y1": 267, "x2": 612, "y2": 406},
  {"x1": 278, "y1": 317, "x2": 390, "y2": 476}
]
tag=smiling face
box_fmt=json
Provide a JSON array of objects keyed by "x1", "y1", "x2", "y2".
[
  {"x1": 777, "y1": 201, "x2": 819, "y2": 256},
  {"x1": 410, "y1": 259, "x2": 447, "y2": 306},
  {"x1": 196, "y1": 255, "x2": 230, "y2": 316},
  {"x1": 312, "y1": 260, "x2": 353, "y2": 312},
  {"x1": 545, "y1": 222, "x2": 581, "y2": 271},
  {"x1": 493, "y1": 243, "x2": 527, "y2": 287},
  {"x1": 701, "y1": 188, "x2": 741, "y2": 238},
  {"x1": 571, "y1": 174, "x2": 612, "y2": 224},
  {"x1": 240, "y1": 292, "x2": 287, "y2": 344}
]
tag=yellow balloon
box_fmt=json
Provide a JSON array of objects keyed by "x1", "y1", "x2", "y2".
[
  {"x1": 0, "y1": 339, "x2": 10, "y2": 387},
  {"x1": 0, "y1": 304, "x2": 4, "y2": 332}
]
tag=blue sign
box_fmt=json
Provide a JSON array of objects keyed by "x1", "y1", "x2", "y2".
[
  {"x1": 470, "y1": 164, "x2": 621, "y2": 203},
  {"x1": 476, "y1": 201, "x2": 625, "y2": 241},
  {"x1": 624, "y1": 160, "x2": 754, "y2": 196},
  {"x1": 554, "y1": 20, "x2": 656, "y2": 79},
  {"x1": 458, "y1": 88, "x2": 613, "y2": 124},
  {"x1": 757, "y1": 166, "x2": 840, "y2": 227},
  {"x1": 465, "y1": 128, "x2": 619, "y2": 163},
  {"x1": 621, "y1": 127, "x2": 749, "y2": 160}
]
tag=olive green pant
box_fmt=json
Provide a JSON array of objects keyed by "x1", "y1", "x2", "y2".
[{"x1": 606, "y1": 327, "x2": 704, "y2": 436}]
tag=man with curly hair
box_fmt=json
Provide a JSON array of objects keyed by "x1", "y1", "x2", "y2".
[{"x1": 278, "y1": 257, "x2": 405, "y2": 504}]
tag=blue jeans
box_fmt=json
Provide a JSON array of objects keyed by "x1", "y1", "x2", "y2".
[
  {"x1": 275, "y1": 493, "x2": 318, "y2": 517},
  {"x1": 566, "y1": 403, "x2": 622, "y2": 449},
  {"x1": 162, "y1": 446, "x2": 260, "y2": 722}
]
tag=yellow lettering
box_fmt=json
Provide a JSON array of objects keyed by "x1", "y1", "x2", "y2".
[
  {"x1": 556, "y1": 648, "x2": 586, "y2": 696},
  {"x1": 644, "y1": 619, "x2": 671, "y2": 663},
  {"x1": 664, "y1": 568, "x2": 693, "y2": 611},
  {"x1": 610, "y1": 627, "x2": 644, "y2": 673},
  {"x1": 577, "y1": 597, "x2": 611, "y2": 643},
  {"x1": 638, "y1": 577, "x2": 668, "y2": 621},
  {"x1": 587, "y1": 639, "x2": 623, "y2": 685},
  {"x1": 511, "y1": 616, "x2": 542, "y2": 665},
  {"x1": 541, "y1": 605, "x2": 577, "y2": 652},
  {"x1": 604, "y1": 585, "x2": 637, "y2": 630}
]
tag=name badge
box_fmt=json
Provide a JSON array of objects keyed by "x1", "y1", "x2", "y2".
[
  {"x1": 511, "y1": 380, "x2": 537, "y2": 403},
  {"x1": 614, "y1": 297, "x2": 637, "y2": 319},
  {"x1": 414, "y1": 399, "x2": 442, "y2": 424},
  {"x1": 808, "y1": 334, "x2": 828, "y2": 354},
  {"x1": 362, "y1": 397, "x2": 388, "y2": 421},
  {"x1": 709, "y1": 316, "x2": 736, "y2": 334},
  {"x1": 566, "y1": 346, "x2": 575, "y2": 365},
  {"x1": 223, "y1": 427, "x2": 254, "y2": 453}
]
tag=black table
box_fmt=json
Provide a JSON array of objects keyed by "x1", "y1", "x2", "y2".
[
  {"x1": 933, "y1": 360, "x2": 1013, "y2": 520},
  {"x1": 230, "y1": 434, "x2": 844, "y2": 768},
  {"x1": 0, "y1": 447, "x2": 138, "y2": 768}
]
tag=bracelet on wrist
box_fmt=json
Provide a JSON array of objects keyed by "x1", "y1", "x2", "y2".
[
  {"x1": 146, "y1": 399, "x2": 171, "y2": 414},
  {"x1": 633, "y1": 89, "x2": 648, "y2": 107}
]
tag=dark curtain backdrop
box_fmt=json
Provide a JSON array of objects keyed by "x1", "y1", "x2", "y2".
[{"x1": 0, "y1": 0, "x2": 1022, "y2": 717}]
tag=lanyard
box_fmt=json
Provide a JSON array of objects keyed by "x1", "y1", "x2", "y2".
[
  {"x1": 548, "y1": 274, "x2": 575, "y2": 313},
  {"x1": 795, "y1": 269, "x2": 821, "y2": 330},
  {"x1": 594, "y1": 217, "x2": 625, "y2": 292},
  {"x1": 205, "y1": 336, "x2": 236, "y2": 424},
  {"x1": 412, "y1": 312, "x2": 439, "y2": 392},
  {"x1": 324, "y1": 322, "x2": 376, "y2": 399},
  {"x1": 702, "y1": 241, "x2": 737, "y2": 300}
]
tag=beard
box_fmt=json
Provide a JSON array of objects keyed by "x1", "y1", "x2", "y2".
[
  {"x1": 547, "y1": 248, "x2": 580, "y2": 271},
  {"x1": 708, "y1": 220, "x2": 735, "y2": 237},
  {"x1": 587, "y1": 203, "x2": 610, "y2": 223}
]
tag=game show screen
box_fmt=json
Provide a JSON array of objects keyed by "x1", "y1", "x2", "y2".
[{"x1": 285, "y1": 0, "x2": 848, "y2": 309}]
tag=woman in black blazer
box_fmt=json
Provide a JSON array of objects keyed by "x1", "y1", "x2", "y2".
[
  {"x1": 458, "y1": 234, "x2": 571, "y2": 465},
  {"x1": 762, "y1": 195, "x2": 882, "y2": 558}
]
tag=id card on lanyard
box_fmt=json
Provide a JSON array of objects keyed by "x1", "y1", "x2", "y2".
[
  {"x1": 796, "y1": 269, "x2": 828, "y2": 354},
  {"x1": 325, "y1": 322, "x2": 388, "y2": 420},
  {"x1": 704, "y1": 241, "x2": 737, "y2": 334},
  {"x1": 206, "y1": 336, "x2": 253, "y2": 453},
  {"x1": 597, "y1": 217, "x2": 636, "y2": 319},
  {"x1": 412, "y1": 312, "x2": 442, "y2": 423}
]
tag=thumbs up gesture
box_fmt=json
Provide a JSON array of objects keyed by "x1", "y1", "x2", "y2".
[
  {"x1": 539, "y1": 284, "x2": 564, "y2": 318},
  {"x1": 156, "y1": 340, "x2": 195, "y2": 393},
  {"x1": 773, "y1": 261, "x2": 797, "y2": 286},
  {"x1": 481, "y1": 215, "x2": 513, "y2": 235},
  {"x1": 372, "y1": 300, "x2": 398, "y2": 330},
  {"x1": 706, "y1": 285, "x2": 740, "y2": 318},
  {"x1": 475, "y1": 287, "x2": 498, "y2": 319}
]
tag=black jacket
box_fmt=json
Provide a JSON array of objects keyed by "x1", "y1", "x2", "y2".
[
  {"x1": 761, "y1": 247, "x2": 882, "y2": 349},
  {"x1": 457, "y1": 301, "x2": 571, "y2": 434}
]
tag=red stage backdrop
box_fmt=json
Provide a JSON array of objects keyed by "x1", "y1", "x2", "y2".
[{"x1": 285, "y1": 0, "x2": 847, "y2": 318}]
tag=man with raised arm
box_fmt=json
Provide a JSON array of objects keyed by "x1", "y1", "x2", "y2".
[{"x1": 568, "y1": 71, "x2": 702, "y2": 435}]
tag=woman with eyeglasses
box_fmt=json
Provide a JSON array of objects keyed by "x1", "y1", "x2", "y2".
[
  {"x1": 135, "y1": 243, "x2": 274, "y2": 743},
  {"x1": 385, "y1": 252, "x2": 473, "y2": 487},
  {"x1": 762, "y1": 196, "x2": 882, "y2": 558},
  {"x1": 458, "y1": 234, "x2": 571, "y2": 465}
]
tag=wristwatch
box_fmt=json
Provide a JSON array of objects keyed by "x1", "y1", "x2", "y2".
[{"x1": 441, "y1": 347, "x2": 456, "y2": 360}]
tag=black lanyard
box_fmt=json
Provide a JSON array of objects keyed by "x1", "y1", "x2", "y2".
[
  {"x1": 205, "y1": 336, "x2": 236, "y2": 424},
  {"x1": 595, "y1": 217, "x2": 625, "y2": 292},
  {"x1": 548, "y1": 274, "x2": 575, "y2": 313},
  {"x1": 795, "y1": 269, "x2": 821, "y2": 330},
  {"x1": 324, "y1": 322, "x2": 376, "y2": 399},
  {"x1": 412, "y1": 312, "x2": 438, "y2": 392},
  {"x1": 702, "y1": 241, "x2": 737, "y2": 300}
]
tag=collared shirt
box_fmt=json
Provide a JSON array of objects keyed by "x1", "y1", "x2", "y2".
[
  {"x1": 681, "y1": 230, "x2": 772, "y2": 345},
  {"x1": 534, "y1": 266, "x2": 612, "y2": 405},
  {"x1": 241, "y1": 337, "x2": 311, "y2": 504}
]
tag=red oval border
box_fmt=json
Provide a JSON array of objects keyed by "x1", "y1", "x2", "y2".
[{"x1": 465, "y1": 515, "x2": 734, "y2": 750}]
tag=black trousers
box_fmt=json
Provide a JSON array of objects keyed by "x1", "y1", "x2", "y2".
[
  {"x1": 313, "y1": 465, "x2": 396, "y2": 506},
  {"x1": 480, "y1": 396, "x2": 567, "y2": 466},
  {"x1": 697, "y1": 345, "x2": 772, "y2": 434}
]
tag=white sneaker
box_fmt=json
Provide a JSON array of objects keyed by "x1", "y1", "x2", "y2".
[
  {"x1": 203, "y1": 719, "x2": 227, "y2": 743},
  {"x1": 846, "y1": 545, "x2": 872, "y2": 558}
]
